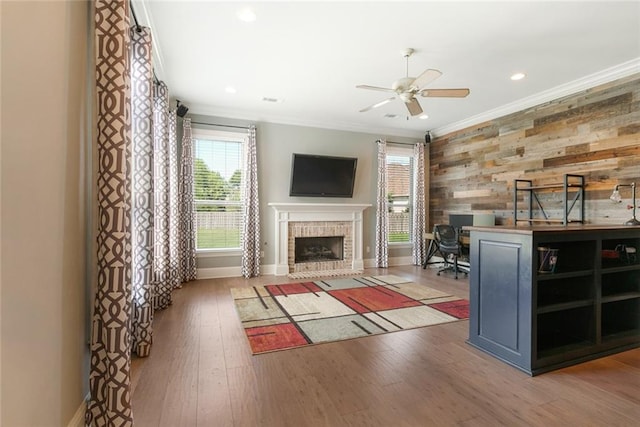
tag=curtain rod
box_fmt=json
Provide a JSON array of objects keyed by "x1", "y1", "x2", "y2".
[
  {"x1": 190, "y1": 121, "x2": 252, "y2": 130},
  {"x1": 376, "y1": 139, "x2": 425, "y2": 146}
]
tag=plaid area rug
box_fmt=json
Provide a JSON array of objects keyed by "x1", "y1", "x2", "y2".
[{"x1": 231, "y1": 275, "x2": 469, "y2": 354}]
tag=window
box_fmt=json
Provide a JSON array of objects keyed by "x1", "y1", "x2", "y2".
[
  {"x1": 192, "y1": 128, "x2": 246, "y2": 251},
  {"x1": 386, "y1": 147, "x2": 414, "y2": 243}
]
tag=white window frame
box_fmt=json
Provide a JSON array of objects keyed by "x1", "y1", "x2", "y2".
[
  {"x1": 386, "y1": 145, "x2": 415, "y2": 247},
  {"x1": 192, "y1": 127, "x2": 247, "y2": 257}
]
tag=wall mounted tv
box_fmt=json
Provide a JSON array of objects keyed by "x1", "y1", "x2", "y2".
[{"x1": 289, "y1": 153, "x2": 358, "y2": 198}]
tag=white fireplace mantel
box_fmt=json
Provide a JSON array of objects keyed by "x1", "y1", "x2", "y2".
[{"x1": 269, "y1": 203, "x2": 371, "y2": 275}]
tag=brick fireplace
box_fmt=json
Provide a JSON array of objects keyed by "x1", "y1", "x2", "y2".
[{"x1": 269, "y1": 203, "x2": 371, "y2": 276}]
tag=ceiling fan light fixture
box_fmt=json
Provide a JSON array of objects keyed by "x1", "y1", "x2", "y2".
[
  {"x1": 511, "y1": 72, "x2": 526, "y2": 81},
  {"x1": 399, "y1": 92, "x2": 412, "y2": 103}
]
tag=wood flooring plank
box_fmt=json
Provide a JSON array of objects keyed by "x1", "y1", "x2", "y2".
[{"x1": 130, "y1": 266, "x2": 640, "y2": 426}]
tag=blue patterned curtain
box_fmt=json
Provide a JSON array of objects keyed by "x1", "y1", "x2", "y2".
[
  {"x1": 412, "y1": 142, "x2": 426, "y2": 265},
  {"x1": 375, "y1": 139, "x2": 389, "y2": 268},
  {"x1": 178, "y1": 118, "x2": 197, "y2": 282},
  {"x1": 241, "y1": 125, "x2": 261, "y2": 277}
]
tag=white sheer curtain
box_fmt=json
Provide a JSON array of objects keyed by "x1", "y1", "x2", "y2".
[
  {"x1": 241, "y1": 125, "x2": 261, "y2": 277},
  {"x1": 411, "y1": 142, "x2": 426, "y2": 265},
  {"x1": 375, "y1": 139, "x2": 389, "y2": 268}
]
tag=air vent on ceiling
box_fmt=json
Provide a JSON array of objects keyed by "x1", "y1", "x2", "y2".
[
  {"x1": 384, "y1": 113, "x2": 398, "y2": 118},
  {"x1": 262, "y1": 97, "x2": 281, "y2": 103}
]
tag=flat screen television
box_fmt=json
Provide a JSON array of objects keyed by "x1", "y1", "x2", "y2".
[{"x1": 289, "y1": 153, "x2": 357, "y2": 197}]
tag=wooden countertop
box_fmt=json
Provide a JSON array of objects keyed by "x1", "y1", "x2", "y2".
[{"x1": 463, "y1": 224, "x2": 640, "y2": 235}]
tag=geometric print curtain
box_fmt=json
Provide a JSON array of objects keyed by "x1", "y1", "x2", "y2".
[
  {"x1": 168, "y1": 110, "x2": 180, "y2": 288},
  {"x1": 130, "y1": 26, "x2": 155, "y2": 358},
  {"x1": 152, "y1": 82, "x2": 176, "y2": 310},
  {"x1": 411, "y1": 142, "x2": 426, "y2": 265},
  {"x1": 241, "y1": 125, "x2": 261, "y2": 278},
  {"x1": 178, "y1": 118, "x2": 197, "y2": 283},
  {"x1": 375, "y1": 139, "x2": 389, "y2": 268},
  {"x1": 87, "y1": 0, "x2": 134, "y2": 424}
]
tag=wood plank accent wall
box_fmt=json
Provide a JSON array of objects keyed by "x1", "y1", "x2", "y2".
[{"x1": 429, "y1": 74, "x2": 640, "y2": 228}]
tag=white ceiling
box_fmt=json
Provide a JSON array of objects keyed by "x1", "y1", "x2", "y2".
[{"x1": 135, "y1": 1, "x2": 640, "y2": 138}]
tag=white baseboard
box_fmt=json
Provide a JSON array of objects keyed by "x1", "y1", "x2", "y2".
[
  {"x1": 197, "y1": 264, "x2": 276, "y2": 279},
  {"x1": 363, "y1": 255, "x2": 415, "y2": 269},
  {"x1": 67, "y1": 394, "x2": 88, "y2": 427},
  {"x1": 196, "y1": 257, "x2": 425, "y2": 279}
]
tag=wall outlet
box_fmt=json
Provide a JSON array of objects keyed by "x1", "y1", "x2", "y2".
[
  {"x1": 260, "y1": 250, "x2": 265, "y2": 258},
  {"x1": 366, "y1": 246, "x2": 370, "y2": 253}
]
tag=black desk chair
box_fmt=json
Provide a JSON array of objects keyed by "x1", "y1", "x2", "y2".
[{"x1": 434, "y1": 224, "x2": 468, "y2": 279}]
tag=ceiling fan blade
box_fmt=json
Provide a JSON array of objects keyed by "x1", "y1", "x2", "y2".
[
  {"x1": 359, "y1": 96, "x2": 396, "y2": 113},
  {"x1": 404, "y1": 98, "x2": 423, "y2": 116},
  {"x1": 356, "y1": 84, "x2": 396, "y2": 93},
  {"x1": 421, "y1": 88, "x2": 470, "y2": 98},
  {"x1": 410, "y1": 69, "x2": 442, "y2": 90}
]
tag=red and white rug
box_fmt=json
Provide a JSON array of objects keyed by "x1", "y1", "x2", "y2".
[{"x1": 231, "y1": 275, "x2": 469, "y2": 354}]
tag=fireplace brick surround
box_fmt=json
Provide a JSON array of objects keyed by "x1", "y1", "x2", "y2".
[
  {"x1": 269, "y1": 203, "x2": 371, "y2": 276},
  {"x1": 289, "y1": 222, "x2": 351, "y2": 273}
]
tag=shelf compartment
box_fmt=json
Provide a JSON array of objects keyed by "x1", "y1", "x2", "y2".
[
  {"x1": 536, "y1": 306, "x2": 595, "y2": 357},
  {"x1": 602, "y1": 298, "x2": 640, "y2": 339},
  {"x1": 536, "y1": 240, "x2": 596, "y2": 273},
  {"x1": 602, "y1": 270, "x2": 640, "y2": 298},
  {"x1": 537, "y1": 275, "x2": 594, "y2": 309},
  {"x1": 601, "y1": 237, "x2": 640, "y2": 268}
]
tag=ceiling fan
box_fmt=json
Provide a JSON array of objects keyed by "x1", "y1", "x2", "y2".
[{"x1": 356, "y1": 48, "x2": 470, "y2": 117}]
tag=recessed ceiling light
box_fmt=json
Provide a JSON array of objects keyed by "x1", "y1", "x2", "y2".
[
  {"x1": 225, "y1": 86, "x2": 237, "y2": 94},
  {"x1": 419, "y1": 114, "x2": 429, "y2": 120},
  {"x1": 262, "y1": 97, "x2": 283, "y2": 103},
  {"x1": 237, "y1": 7, "x2": 256, "y2": 22},
  {"x1": 511, "y1": 72, "x2": 526, "y2": 81}
]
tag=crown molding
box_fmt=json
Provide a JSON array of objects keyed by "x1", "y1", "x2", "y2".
[{"x1": 431, "y1": 57, "x2": 640, "y2": 138}]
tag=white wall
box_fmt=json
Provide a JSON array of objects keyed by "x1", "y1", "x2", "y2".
[
  {"x1": 1, "y1": 1, "x2": 89, "y2": 425},
  {"x1": 189, "y1": 114, "x2": 421, "y2": 274}
]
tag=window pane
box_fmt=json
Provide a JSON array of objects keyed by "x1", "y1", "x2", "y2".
[
  {"x1": 387, "y1": 154, "x2": 412, "y2": 243},
  {"x1": 193, "y1": 136, "x2": 244, "y2": 250}
]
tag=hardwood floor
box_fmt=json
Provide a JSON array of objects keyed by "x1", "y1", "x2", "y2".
[{"x1": 130, "y1": 265, "x2": 640, "y2": 426}]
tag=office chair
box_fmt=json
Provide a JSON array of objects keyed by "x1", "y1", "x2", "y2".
[{"x1": 434, "y1": 224, "x2": 468, "y2": 279}]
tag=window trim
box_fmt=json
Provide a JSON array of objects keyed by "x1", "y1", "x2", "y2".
[
  {"x1": 192, "y1": 127, "x2": 247, "y2": 255},
  {"x1": 386, "y1": 145, "x2": 415, "y2": 245}
]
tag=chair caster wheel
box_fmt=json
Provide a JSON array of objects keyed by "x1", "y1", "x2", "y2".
[{"x1": 437, "y1": 272, "x2": 440, "y2": 276}]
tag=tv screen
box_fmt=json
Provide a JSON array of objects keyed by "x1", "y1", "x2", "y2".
[{"x1": 289, "y1": 153, "x2": 357, "y2": 197}]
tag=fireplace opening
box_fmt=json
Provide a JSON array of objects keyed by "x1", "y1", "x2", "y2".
[{"x1": 295, "y1": 236, "x2": 344, "y2": 263}]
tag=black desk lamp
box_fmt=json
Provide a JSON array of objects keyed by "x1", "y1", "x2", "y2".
[{"x1": 610, "y1": 182, "x2": 640, "y2": 226}]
